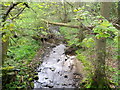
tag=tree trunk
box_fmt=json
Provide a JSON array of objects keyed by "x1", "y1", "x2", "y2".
[
  {"x1": 1, "y1": 3, "x2": 18, "y2": 64},
  {"x1": 100, "y1": 2, "x2": 111, "y2": 20},
  {"x1": 2, "y1": 37, "x2": 9, "y2": 63},
  {"x1": 118, "y1": 1, "x2": 120, "y2": 25},
  {"x1": 0, "y1": 9, "x2": 2, "y2": 88},
  {"x1": 78, "y1": 27, "x2": 85, "y2": 42},
  {"x1": 92, "y1": 2, "x2": 111, "y2": 88},
  {"x1": 1, "y1": 4, "x2": 9, "y2": 64},
  {"x1": 63, "y1": 2, "x2": 68, "y2": 23},
  {"x1": 92, "y1": 37, "x2": 108, "y2": 88}
]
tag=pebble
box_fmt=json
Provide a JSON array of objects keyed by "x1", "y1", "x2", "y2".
[
  {"x1": 57, "y1": 59, "x2": 60, "y2": 62},
  {"x1": 64, "y1": 75, "x2": 68, "y2": 78},
  {"x1": 49, "y1": 67, "x2": 55, "y2": 71},
  {"x1": 65, "y1": 59, "x2": 67, "y2": 61}
]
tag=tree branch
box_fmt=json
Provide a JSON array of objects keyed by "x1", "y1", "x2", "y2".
[
  {"x1": 11, "y1": 7, "x2": 26, "y2": 20},
  {"x1": 2, "y1": 2, "x2": 20, "y2": 22}
]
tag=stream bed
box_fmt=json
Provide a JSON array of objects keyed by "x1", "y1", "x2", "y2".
[{"x1": 34, "y1": 44, "x2": 82, "y2": 89}]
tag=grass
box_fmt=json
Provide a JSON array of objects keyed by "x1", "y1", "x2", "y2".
[{"x1": 2, "y1": 36, "x2": 41, "y2": 89}]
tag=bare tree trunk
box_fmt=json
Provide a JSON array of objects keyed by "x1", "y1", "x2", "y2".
[
  {"x1": 63, "y1": 2, "x2": 68, "y2": 23},
  {"x1": 78, "y1": 27, "x2": 85, "y2": 42},
  {"x1": 100, "y1": 2, "x2": 111, "y2": 20},
  {"x1": 93, "y1": 37, "x2": 107, "y2": 87},
  {"x1": 92, "y1": 2, "x2": 111, "y2": 88},
  {"x1": 2, "y1": 37, "x2": 9, "y2": 63},
  {"x1": 118, "y1": 1, "x2": 120, "y2": 25},
  {"x1": 1, "y1": 4, "x2": 9, "y2": 64}
]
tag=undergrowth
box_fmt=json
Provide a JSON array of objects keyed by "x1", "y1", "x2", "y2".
[
  {"x1": 2, "y1": 36, "x2": 40, "y2": 89},
  {"x1": 60, "y1": 26, "x2": 119, "y2": 88}
]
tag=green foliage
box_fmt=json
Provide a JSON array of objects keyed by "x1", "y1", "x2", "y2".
[
  {"x1": 8, "y1": 37, "x2": 39, "y2": 61},
  {"x1": 3, "y1": 36, "x2": 40, "y2": 89},
  {"x1": 73, "y1": 5, "x2": 100, "y2": 26},
  {"x1": 5, "y1": 36, "x2": 40, "y2": 66},
  {"x1": 93, "y1": 19, "x2": 118, "y2": 38},
  {"x1": 2, "y1": 2, "x2": 119, "y2": 89},
  {"x1": 82, "y1": 37, "x2": 95, "y2": 48},
  {"x1": 2, "y1": 3, "x2": 48, "y2": 89},
  {"x1": 60, "y1": 27, "x2": 81, "y2": 46},
  {"x1": 1, "y1": 22, "x2": 15, "y2": 42},
  {"x1": 106, "y1": 66, "x2": 119, "y2": 86},
  {"x1": 76, "y1": 51, "x2": 93, "y2": 73},
  {"x1": 113, "y1": 31, "x2": 119, "y2": 44}
]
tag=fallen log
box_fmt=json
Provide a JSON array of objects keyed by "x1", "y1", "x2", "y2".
[
  {"x1": 41, "y1": 19, "x2": 95, "y2": 31},
  {"x1": 41, "y1": 19, "x2": 80, "y2": 28}
]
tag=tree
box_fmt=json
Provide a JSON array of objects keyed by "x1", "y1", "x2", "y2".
[
  {"x1": 91, "y1": 2, "x2": 112, "y2": 88},
  {"x1": 117, "y1": 1, "x2": 120, "y2": 30},
  {"x1": 1, "y1": 2, "x2": 30, "y2": 63}
]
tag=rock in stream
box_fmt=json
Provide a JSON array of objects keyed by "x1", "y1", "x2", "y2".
[{"x1": 34, "y1": 44, "x2": 81, "y2": 89}]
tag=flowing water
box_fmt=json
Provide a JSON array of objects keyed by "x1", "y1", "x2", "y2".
[{"x1": 34, "y1": 44, "x2": 82, "y2": 89}]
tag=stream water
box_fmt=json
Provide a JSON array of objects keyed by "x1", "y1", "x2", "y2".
[
  {"x1": 34, "y1": 44, "x2": 81, "y2": 88},
  {"x1": 33, "y1": 25, "x2": 83, "y2": 89},
  {"x1": 34, "y1": 44, "x2": 81, "y2": 89}
]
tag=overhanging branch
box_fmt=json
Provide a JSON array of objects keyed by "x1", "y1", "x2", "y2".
[
  {"x1": 11, "y1": 7, "x2": 26, "y2": 20},
  {"x1": 2, "y1": 2, "x2": 20, "y2": 22},
  {"x1": 2, "y1": 2, "x2": 32, "y2": 22}
]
